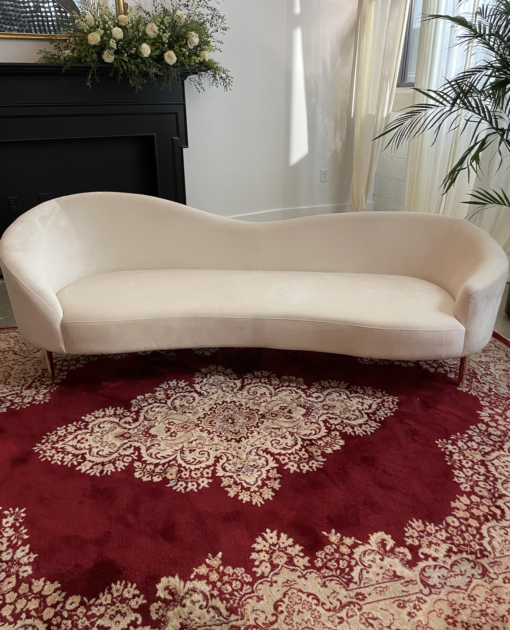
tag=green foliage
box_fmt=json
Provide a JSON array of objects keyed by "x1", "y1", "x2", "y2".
[
  {"x1": 38, "y1": 0, "x2": 232, "y2": 92},
  {"x1": 375, "y1": 1, "x2": 510, "y2": 217},
  {"x1": 464, "y1": 187, "x2": 510, "y2": 219}
]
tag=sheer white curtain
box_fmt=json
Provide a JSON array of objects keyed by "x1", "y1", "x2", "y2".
[
  {"x1": 349, "y1": 0, "x2": 410, "y2": 212},
  {"x1": 406, "y1": 0, "x2": 510, "y2": 261}
]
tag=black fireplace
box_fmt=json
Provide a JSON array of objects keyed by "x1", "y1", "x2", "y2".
[{"x1": 0, "y1": 63, "x2": 191, "y2": 236}]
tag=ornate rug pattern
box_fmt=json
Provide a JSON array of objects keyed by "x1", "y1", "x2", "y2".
[{"x1": 1, "y1": 327, "x2": 510, "y2": 629}]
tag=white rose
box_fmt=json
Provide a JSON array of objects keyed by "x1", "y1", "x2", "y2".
[
  {"x1": 200, "y1": 50, "x2": 209, "y2": 61},
  {"x1": 118, "y1": 14, "x2": 129, "y2": 26},
  {"x1": 87, "y1": 31, "x2": 101, "y2": 45},
  {"x1": 174, "y1": 10, "x2": 186, "y2": 24},
  {"x1": 164, "y1": 50, "x2": 177, "y2": 65},
  {"x1": 112, "y1": 27, "x2": 123, "y2": 39},
  {"x1": 146, "y1": 22, "x2": 158, "y2": 38},
  {"x1": 84, "y1": 14, "x2": 95, "y2": 27},
  {"x1": 187, "y1": 31, "x2": 199, "y2": 48},
  {"x1": 102, "y1": 50, "x2": 115, "y2": 63},
  {"x1": 140, "y1": 43, "x2": 151, "y2": 57}
]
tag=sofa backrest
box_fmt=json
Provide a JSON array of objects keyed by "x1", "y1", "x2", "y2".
[{"x1": 0, "y1": 192, "x2": 503, "y2": 303}]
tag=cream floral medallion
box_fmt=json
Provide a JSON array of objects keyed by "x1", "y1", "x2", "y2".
[
  {"x1": 0, "y1": 329, "x2": 172, "y2": 414},
  {"x1": 1, "y1": 335, "x2": 510, "y2": 628},
  {"x1": 35, "y1": 366, "x2": 398, "y2": 505},
  {"x1": 0, "y1": 329, "x2": 94, "y2": 413}
]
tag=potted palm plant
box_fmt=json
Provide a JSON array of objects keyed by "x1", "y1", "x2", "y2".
[{"x1": 377, "y1": 0, "x2": 510, "y2": 315}]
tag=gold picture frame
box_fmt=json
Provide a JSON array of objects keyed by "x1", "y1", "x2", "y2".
[
  {"x1": 115, "y1": 0, "x2": 129, "y2": 16},
  {"x1": 0, "y1": 33, "x2": 68, "y2": 39}
]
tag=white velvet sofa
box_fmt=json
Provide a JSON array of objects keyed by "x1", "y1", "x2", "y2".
[{"x1": 0, "y1": 192, "x2": 507, "y2": 378}]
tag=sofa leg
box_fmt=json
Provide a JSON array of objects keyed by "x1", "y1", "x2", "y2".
[
  {"x1": 458, "y1": 356, "x2": 469, "y2": 388},
  {"x1": 44, "y1": 350, "x2": 54, "y2": 380}
]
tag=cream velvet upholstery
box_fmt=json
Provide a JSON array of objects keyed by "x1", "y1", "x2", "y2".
[{"x1": 0, "y1": 192, "x2": 507, "y2": 360}]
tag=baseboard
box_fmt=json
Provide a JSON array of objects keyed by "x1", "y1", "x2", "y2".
[{"x1": 230, "y1": 203, "x2": 349, "y2": 222}]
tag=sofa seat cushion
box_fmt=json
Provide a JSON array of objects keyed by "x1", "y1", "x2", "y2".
[{"x1": 57, "y1": 269, "x2": 465, "y2": 359}]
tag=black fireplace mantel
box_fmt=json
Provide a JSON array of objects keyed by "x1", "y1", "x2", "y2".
[{"x1": 0, "y1": 63, "x2": 192, "y2": 235}]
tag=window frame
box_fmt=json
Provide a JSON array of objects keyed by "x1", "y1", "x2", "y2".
[{"x1": 397, "y1": 0, "x2": 418, "y2": 88}]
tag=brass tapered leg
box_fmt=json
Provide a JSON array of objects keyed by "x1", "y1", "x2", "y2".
[
  {"x1": 458, "y1": 356, "x2": 469, "y2": 388},
  {"x1": 44, "y1": 350, "x2": 54, "y2": 380}
]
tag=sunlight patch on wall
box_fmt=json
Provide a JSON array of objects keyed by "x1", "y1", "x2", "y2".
[{"x1": 289, "y1": 26, "x2": 309, "y2": 166}]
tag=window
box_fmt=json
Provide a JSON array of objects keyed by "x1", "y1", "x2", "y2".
[{"x1": 397, "y1": 0, "x2": 423, "y2": 86}]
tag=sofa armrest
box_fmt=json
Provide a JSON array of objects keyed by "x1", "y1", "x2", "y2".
[
  {"x1": 0, "y1": 199, "x2": 69, "y2": 353},
  {"x1": 454, "y1": 253, "x2": 508, "y2": 356},
  {"x1": 0, "y1": 263, "x2": 65, "y2": 353}
]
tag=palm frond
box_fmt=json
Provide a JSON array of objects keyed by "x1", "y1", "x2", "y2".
[
  {"x1": 463, "y1": 187, "x2": 510, "y2": 221},
  {"x1": 376, "y1": 1, "x2": 510, "y2": 194},
  {"x1": 376, "y1": 1, "x2": 510, "y2": 206},
  {"x1": 377, "y1": 83, "x2": 509, "y2": 147},
  {"x1": 437, "y1": 3, "x2": 510, "y2": 48}
]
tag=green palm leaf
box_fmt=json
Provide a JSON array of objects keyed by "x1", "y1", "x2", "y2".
[
  {"x1": 375, "y1": 0, "x2": 510, "y2": 212},
  {"x1": 464, "y1": 187, "x2": 510, "y2": 221}
]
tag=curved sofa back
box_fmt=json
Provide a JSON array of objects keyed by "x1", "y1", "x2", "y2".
[
  {"x1": 1, "y1": 192, "x2": 507, "y2": 357},
  {"x1": 0, "y1": 192, "x2": 503, "y2": 302}
]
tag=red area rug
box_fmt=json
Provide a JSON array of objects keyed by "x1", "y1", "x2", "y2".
[{"x1": 1, "y1": 327, "x2": 510, "y2": 629}]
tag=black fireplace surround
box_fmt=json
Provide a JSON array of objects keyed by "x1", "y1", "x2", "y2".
[{"x1": 0, "y1": 63, "x2": 191, "y2": 236}]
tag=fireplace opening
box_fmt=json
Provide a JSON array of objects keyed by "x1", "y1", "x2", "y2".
[{"x1": 1, "y1": 134, "x2": 160, "y2": 233}]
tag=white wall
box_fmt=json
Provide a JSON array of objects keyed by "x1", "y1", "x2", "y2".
[
  {"x1": 183, "y1": 0, "x2": 288, "y2": 219},
  {"x1": 282, "y1": 0, "x2": 357, "y2": 219},
  {"x1": 0, "y1": 0, "x2": 359, "y2": 220},
  {"x1": 185, "y1": 0, "x2": 358, "y2": 220},
  {"x1": 0, "y1": 38, "x2": 50, "y2": 62}
]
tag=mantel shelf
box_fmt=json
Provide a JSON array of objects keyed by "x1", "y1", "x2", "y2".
[{"x1": 0, "y1": 62, "x2": 197, "y2": 79}]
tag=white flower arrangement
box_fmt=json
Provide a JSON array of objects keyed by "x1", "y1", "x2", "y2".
[
  {"x1": 187, "y1": 31, "x2": 199, "y2": 48},
  {"x1": 174, "y1": 10, "x2": 186, "y2": 24},
  {"x1": 87, "y1": 31, "x2": 101, "y2": 46},
  {"x1": 102, "y1": 50, "x2": 115, "y2": 63},
  {"x1": 140, "y1": 42, "x2": 151, "y2": 57},
  {"x1": 39, "y1": 0, "x2": 232, "y2": 92},
  {"x1": 146, "y1": 22, "x2": 158, "y2": 38},
  {"x1": 164, "y1": 50, "x2": 177, "y2": 65}
]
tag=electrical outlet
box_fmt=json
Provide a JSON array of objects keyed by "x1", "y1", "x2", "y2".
[
  {"x1": 320, "y1": 169, "x2": 328, "y2": 182},
  {"x1": 7, "y1": 197, "x2": 19, "y2": 215},
  {"x1": 38, "y1": 193, "x2": 52, "y2": 204}
]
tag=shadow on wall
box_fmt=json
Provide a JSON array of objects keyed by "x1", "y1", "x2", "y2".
[
  {"x1": 283, "y1": 0, "x2": 358, "y2": 216},
  {"x1": 289, "y1": 0, "x2": 309, "y2": 167},
  {"x1": 184, "y1": 0, "x2": 359, "y2": 221}
]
